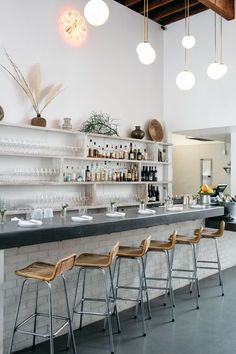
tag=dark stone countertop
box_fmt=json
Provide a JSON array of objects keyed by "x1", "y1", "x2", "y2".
[{"x1": 0, "y1": 206, "x2": 224, "y2": 249}]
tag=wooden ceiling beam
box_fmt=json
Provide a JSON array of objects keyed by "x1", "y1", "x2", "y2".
[
  {"x1": 198, "y1": 0, "x2": 234, "y2": 20},
  {"x1": 124, "y1": 0, "x2": 141, "y2": 7},
  {"x1": 150, "y1": 0, "x2": 199, "y2": 21},
  {"x1": 159, "y1": 3, "x2": 208, "y2": 25},
  {"x1": 137, "y1": 0, "x2": 175, "y2": 14}
]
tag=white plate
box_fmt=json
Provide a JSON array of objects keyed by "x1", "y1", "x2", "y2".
[
  {"x1": 71, "y1": 215, "x2": 93, "y2": 222},
  {"x1": 138, "y1": 209, "x2": 156, "y2": 215},
  {"x1": 106, "y1": 212, "x2": 126, "y2": 218},
  {"x1": 18, "y1": 220, "x2": 42, "y2": 228},
  {"x1": 166, "y1": 206, "x2": 183, "y2": 212}
]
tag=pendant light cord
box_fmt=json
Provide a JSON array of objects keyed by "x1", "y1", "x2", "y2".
[
  {"x1": 187, "y1": 0, "x2": 190, "y2": 35},
  {"x1": 143, "y1": 0, "x2": 146, "y2": 42},
  {"x1": 143, "y1": 0, "x2": 148, "y2": 42},
  {"x1": 220, "y1": 16, "x2": 223, "y2": 63},
  {"x1": 214, "y1": 10, "x2": 217, "y2": 61}
]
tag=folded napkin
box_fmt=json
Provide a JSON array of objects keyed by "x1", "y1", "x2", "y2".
[
  {"x1": 11, "y1": 217, "x2": 21, "y2": 221},
  {"x1": 138, "y1": 209, "x2": 156, "y2": 215},
  {"x1": 106, "y1": 212, "x2": 126, "y2": 218},
  {"x1": 166, "y1": 206, "x2": 183, "y2": 212},
  {"x1": 71, "y1": 215, "x2": 93, "y2": 222},
  {"x1": 18, "y1": 219, "x2": 42, "y2": 228}
]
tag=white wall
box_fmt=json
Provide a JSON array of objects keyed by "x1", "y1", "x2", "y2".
[
  {"x1": 0, "y1": 0, "x2": 163, "y2": 138},
  {"x1": 164, "y1": 10, "x2": 236, "y2": 132}
]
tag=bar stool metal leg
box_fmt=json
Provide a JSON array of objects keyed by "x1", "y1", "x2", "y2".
[
  {"x1": 47, "y1": 282, "x2": 54, "y2": 354},
  {"x1": 9, "y1": 279, "x2": 27, "y2": 354},
  {"x1": 165, "y1": 250, "x2": 175, "y2": 321},
  {"x1": 102, "y1": 268, "x2": 115, "y2": 354},
  {"x1": 215, "y1": 238, "x2": 224, "y2": 296},
  {"x1": 191, "y1": 245, "x2": 199, "y2": 309},
  {"x1": 136, "y1": 259, "x2": 146, "y2": 337},
  {"x1": 79, "y1": 268, "x2": 87, "y2": 329},
  {"x1": 32, "y1": 281, "x2": 39, "y2": 349},
  {"x1": 108, "y1": 266, "x2": 121, "y2": 333},
  {"x1": 67, "y1": 267, "x2": 84, "y2": 349},
  {"x1": 62, "y1": 275, "x2": 77, "y2": 354},
  {"x1": 141, "y1": 258, "x2": 151, "y2": 320}
]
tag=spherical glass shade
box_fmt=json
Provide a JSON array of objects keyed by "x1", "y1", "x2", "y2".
[
  {"x1": 207, "y1": 62, "x2": 228, "y2": 80},
  {"x1": 84, "y1": 0, "x2": 109, "y2": 26},
  {"x1": 136, "y1": 42, "x2": 156, "y2": 65},
  {"x1": 182, "y1": 35, "x2": 196, "y2": 49},
  {"x1": 176, "y1": 70, "x2": 196, "y2": 90}
]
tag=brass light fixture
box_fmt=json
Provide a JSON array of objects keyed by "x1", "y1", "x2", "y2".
[
  {"x1": 182, "y1": 0, "x2": 196, "y2": 49},
  {"x1": 136, "y1": 0, "x2": 156, "y2": 65},
  {"x1": 207, "y1": 6, "x2": 228, "y2": 80}
]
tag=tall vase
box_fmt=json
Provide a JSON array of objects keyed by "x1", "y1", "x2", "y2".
[{"x1": 31, "y1": 114, "x2": 46, "y2": 127}]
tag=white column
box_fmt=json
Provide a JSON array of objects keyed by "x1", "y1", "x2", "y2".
[
  {"x1": 230, "y1": 132, "x2": 236, "y2": 195},
  {"x1": 0, "y1": 250, "x2": 4, "y2": 354}
]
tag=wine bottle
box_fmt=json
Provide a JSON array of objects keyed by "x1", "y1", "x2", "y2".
[
  {"x1": 137, "y1": 148, "x2": 142, "y2": 160},
  {"x1": 85, "y1": 165, "x2": 91, "y2": 182},
  {"x1": 129, "y1": 143, "x2": 134, "y2": 160},
  {"x1": 155, "y1": 186, "x2": 160, "y2": 201},
  {"x1": 154, "y1": 167, "x2": 158, "y2": 182}
]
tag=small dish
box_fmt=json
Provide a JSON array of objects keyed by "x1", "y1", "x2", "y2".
[{"x1": 106, "y1": 212, "x2": 126, "y2": 218}]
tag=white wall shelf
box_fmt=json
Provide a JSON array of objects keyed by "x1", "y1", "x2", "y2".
[{"x1": 0, "y1": 122, "x2": 172, "y2": 213}]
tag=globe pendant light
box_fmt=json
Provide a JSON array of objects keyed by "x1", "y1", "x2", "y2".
[
  {"x1": 84, "y1": 0, "x2": 109, "y2": 26},
  {"x1": 176, "y1": 48, "x2": 195, "y2": 90},
  {"x1": 207, "y1": 11, "x2": 227, "y2": 80},
  {"x1": 182, "y1": 0, "x2": 196, "y2": 49},
  {"x1": 136, "y1": 0, "x2": 156, "y2": 65}
]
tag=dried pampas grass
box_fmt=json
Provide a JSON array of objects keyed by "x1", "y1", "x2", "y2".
[{"x1": 0, "y1": 50, "x2": 63, "y2": 116}]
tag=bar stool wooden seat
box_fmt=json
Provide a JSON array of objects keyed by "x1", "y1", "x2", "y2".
[
  {"x1": 171, "y1": 227, "x2": 203, "y2": 310},
  {"x1": 145, "y1": 231, "x2": 177, "y2": 322},
  {"x1": 9, "y1": 254, "x2": 77, "y2": 354},
  {"x1": 195, "y1": 221, "x2": 225, "y2": 296},
  {"x1": 68, "y1": 242, "x2": 120, "y2": 354},
  {"x1": 113, "y1": 235, "x2": 151, "y2": 337}
]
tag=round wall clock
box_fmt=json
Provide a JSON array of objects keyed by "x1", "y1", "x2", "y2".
[{"x1": 60, "y1": 9, "x2": 87, "y2": 43}]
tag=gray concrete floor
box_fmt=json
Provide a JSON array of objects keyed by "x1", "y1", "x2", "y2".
[{"x1": 16, "y1": 267, "x2": 236, "y2": 354}]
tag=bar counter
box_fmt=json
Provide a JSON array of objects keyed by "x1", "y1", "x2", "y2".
[
  {"x1": 1, "y1": 205, "x2": 230, "y2": 354},
  {"x1": 0, "y1": 206, "x2": 224, "y2": 249}
]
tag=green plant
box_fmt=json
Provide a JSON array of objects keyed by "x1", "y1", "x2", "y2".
[
  {"x1": 81, "y1": 112, "x2": 119, "y2": 136},
  {"x1": 0, "y1": 50, "x2": 63, "y2": 116}
]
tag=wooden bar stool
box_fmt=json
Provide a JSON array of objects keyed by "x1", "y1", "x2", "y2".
[
  {"x1": 195, "y1": 221, "x2": 225, "y2": 296},
  {"x1": 145, "y1": 231, "x2": 177, "y2": 322},
  {"x1": 113, "y1": 235, "x2": 151, "y2": 337},
  {"x1": 171, "y1": 227, "x2": 203, "y2": 310},
  {"x1": 9, "y1": 254, "x2": 77, "y2": 354},
  {"x1": 68, "y1": 242, "x2": 120, "y2": 354}
]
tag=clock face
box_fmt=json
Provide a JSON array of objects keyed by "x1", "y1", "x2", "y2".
[{"x1": 60, "y1": 9, "x2": 87, "y2": 43}]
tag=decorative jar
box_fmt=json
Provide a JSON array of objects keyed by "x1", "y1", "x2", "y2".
[{"x1": 131, "y1": 126, "x2": 145, "y2": 139}]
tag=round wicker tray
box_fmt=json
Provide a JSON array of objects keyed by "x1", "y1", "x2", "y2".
[{"x1": 148, "y1": 119, "x2": 164, "y2": 142}]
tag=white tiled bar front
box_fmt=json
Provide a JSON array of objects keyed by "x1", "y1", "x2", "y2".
[{"x1": 2, "y1": 215, "x2": 235, "y2": 353}]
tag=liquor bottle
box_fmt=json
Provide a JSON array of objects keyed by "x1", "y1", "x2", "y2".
[
  {"x1": 104, "y1": 162, "x2": 108, "y2": 181},
  {"x1": 124, "y1": 145, "x2": 129, "y2": 160},
  {"x1": 88, "y1": 139, "x2": 93, "y2": 157},
  {"x1": 148, "y1": 184, "x2": 152, "y2": 201},
  {"x1": 158, "y1": 148, "x2": 162, "y2": 162},
  {"x1": 134, "y1": 165, "x2": 138, "y2": 181},
  {"x1": 90, "y1": 163, "x2": 95, "y2": 182},
  {"x1": 115, "y1": 146, "x2": 119, "y2": 159},
  {"x1": 149, "y1": 167, "x2": 153, "y2": 182},
  {"x1": 93, "y1": 142, "x2": 97, "y2": 158},
  {"x1": 145, "y1": 166, "x2": 149, "y2": 182},
  {"x1": 162, "y1": 148, "x2": 168, "y2": 162},
  {"x1": 65, "y1": 166, "x2": 71, "y2": 182},
  {"x1": 129, "y1": 143, "x2": 134, "y2": 160},
  {"x1": 119, "y1": 145, "x2": 123, "y2": 159},
  {"x1": 85, "y1": 165, "x2": 91, "y2": 182},
  {"x1": 100, "y1": 165, "x2": 105, "y2": 182},
  {"x1": 105, "y1": 144, "x2": 110, "y2": 159},
  {"x1": 95, "y1": 163, "x2": 100, "y2": 182},
  {"x1": 127, "y1": 168, "x2": 132, "y2": 181},
  {"x1": 141, "y1": 166, "x2": 145, "y2": 181},
  {"x1": 137, "y1": 148, "x2": 142, "y2": 160},
  {"x1": 71, "y1": 166, "x2": 76, "y2": 182},
  {"x1": 111, "y1": 145, "x2": 115, "y2": 159},
  {"x1": 154, "y1": 167, "x2": 158, "y2": 182},
  {"x1": 133, "y1": 145, "x2": 137, "y2": 160},
  {"x1": 143, "y1": 149, "x2": 148, "y2": 160},
  {"x1": 151, "y1": 185, "x2": 156, "y2": 201},
  {"x1": 155, "y1": 186, "x2": 160, "y2": 201}
]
